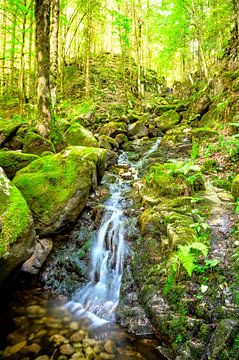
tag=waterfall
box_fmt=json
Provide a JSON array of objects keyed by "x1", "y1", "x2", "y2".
[
  {"x1": 66, "y1": 176, "x2": 129, "y2": 325},
  {"x1": 66, "y1": 138, "x2": 161, "y2": 326}
]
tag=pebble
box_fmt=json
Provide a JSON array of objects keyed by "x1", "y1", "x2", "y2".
[
  {"x1": 83, "y1": 338, "x2": 97, "y2": 347},
  {"x1": 50, "y1": 334, "x2": 67, "y2": 345},
  {"x1": 70, "y1": 351, "x2": 85, "y2": 359},
  {"x1": 85, "y1": 347, "x2": 96, "y2": 360},
  {"x1": 104, "y1": 340, "x2": 116, "y2": 354},
  {"x1": 7, "y1": 330, "x2": 26, "y2": 345},
  {"x1": 58, "y1": 356, "x2": 68, "y2": 360},
  {"x1": 60, "y1": 344, "x2": 75, "y2": 356},
  {"x1": 3, "y1": 341, "x2": 27, "y2": 357},
  {"x1": 35, "y1": 356, "x2": 49, "y2": 360},
  {"x1": 27, "y1": 343, "x2": 41, "y2": 354},
  {"x1": 99, "y1": 352, "x2": 115, "y2": 360},
  {"x1": 26, "y1": 306, "x2": 46, "y2": 318},
  {"x1": 69, "y1": 322, "x2": 80, "y2": 330},
  {"x1": 70, "y1": 330, "x2": 85, "y2": 343}
]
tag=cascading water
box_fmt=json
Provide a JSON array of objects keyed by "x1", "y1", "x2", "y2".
[
  {"x1": 66, "y1": 176, "x2": 130, "y2": 326},
  {"x1": 66, "y1": 137, "x2": 161, "y2": 327}
]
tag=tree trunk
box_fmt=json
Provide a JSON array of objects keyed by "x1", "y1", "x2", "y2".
[
  {"x1": 50, "y1": 0, "x2": 59, "y2": 110},
  {"x1": 35, "y1": 0, "x2": 51, "y2": 136},
  {"x1": 18, "y1": 0, "x2": 27, "y2": 115},
  {"x1": 26, "y1": 0, "x2": 34, "y2": 100},
  {"x1": 233, "y1": 0, "x2": 239, "y2": 40},
  {"x1": 0, "y1": 2, "x2": 7, "y2": 97}
]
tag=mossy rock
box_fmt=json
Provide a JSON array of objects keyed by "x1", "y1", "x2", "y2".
[
  {"x1": 0, "y1": 116, "x2": 23, "y2": 147},
  {"x1": 64, "y1": 123, "x2": 99, "y2": 147},
  {"x1": 231, "y1": 174, "x2": 239, "y2": 199},
  {"x1": 13, "y1": 146, "x2": 106, "y2": 235},
  {"x1": 99, "y1": 122, "x2": 127, "y2": 138},
  {"x1": 0, "y1": 150, "x2": 39, "y2": 179},
  {"x1": 99, "y1": 135, "x2": 119, "y2": 150},
  {"x1": 0, "y1": 167, "x2": 35, "y2": 284},
  {"x1": 23, "y1": 131, "x2": 55, "y2": 155},
  {"x1": 155, "y1": 110, "x2": 181, "y2": 132},
  {"x1": 127, "y1": 121, "x2": 149, "y2": 138},
  {"x1": 114, "y1": 133, "x2": 128, "y2": 145},
  {"x1": 161, "y1": 125, "x2": 192, "y2": 146},
  {"x1": 139, "y1": 208, "x2": 165, "y2": 237}
]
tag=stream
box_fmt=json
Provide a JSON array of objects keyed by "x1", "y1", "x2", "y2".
[{"x1": 0, "y1": 138, "x2": 164, "y2": 360}]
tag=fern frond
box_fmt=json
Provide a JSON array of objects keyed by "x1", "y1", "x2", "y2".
[
  {"x1": 178, "y1": 246, "x2": 195, "y2": 276},
  {"x1": 189, "y1": 242, "x2": 209, "y2": 257}
]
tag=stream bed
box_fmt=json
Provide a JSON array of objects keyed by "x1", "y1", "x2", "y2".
[{"x1": 0, "y1": 138, "x2": 164, "y2": 360}]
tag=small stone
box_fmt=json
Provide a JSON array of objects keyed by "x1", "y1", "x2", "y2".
[
  {"x1": 60, "y1": 344, "x2": 75, "y2": 356},
  {"x1": 104, "y1": 340, "x2": 116, "y2": 354},
  {"x1": 26, "y1": 305, "x2": 46, "y2": 318},
  {"x1": 50, "y1": 334, "x2": 67, "y2": 345},
  {"x1": 35, "y1": 329, "x2": 48, "y2": 338},
  {"x1": 72, "y1": 343, "x2": 83, "y2": 349},
  {"x1": 7, "y1": 331, "x2": 26, "y2": 345},
  {"x1": 94, "y1": 344, "x2": 103, "y2": 354},
  {"x1": 69, "y1": 322, "x2": 80, "y2": 331},
  {"x1": 83, "y1": 338, "x2": 97, "y2": 347},
  {"x1": 58, "y1": 356, "x2": 68, "y2": 360},
  {"x1": 70, "y1": 351, "x2": 85, "y2": 359},
  {"x1": 99, "y1": 352, "x2": 115, "y2": 359},
  {"x1": 3, "y1": 341, "x2": 27, "y2": 357},
  {"x1": 70, "y1": 331, "x2": 85, "y2": 343},
  {"x1": 85, "y1": 347, "x2": 96, "y2": 360},
  {"x1": 35, "y1": 356, "x2": 50, "y2": 360},
  {"x1": 27, "y1": 343, "x2": 41, "y2": 354}
]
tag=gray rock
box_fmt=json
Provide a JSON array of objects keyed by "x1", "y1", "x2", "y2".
[
  {"x1": 127, "y1": 121, "x2": 149, "y2": 138},
  {"x1": 22, "y1": 238, "x2": 53, "y2": 274}
]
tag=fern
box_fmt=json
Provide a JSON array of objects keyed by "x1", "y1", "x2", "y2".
[{"x1": 178, "y1": 245, "x2": 195, "y2": 276}]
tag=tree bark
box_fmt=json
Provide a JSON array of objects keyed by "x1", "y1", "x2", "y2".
[
  {"x1": 35, "y1": 0, "x2": 51, "y2": 136},
  {"x1": 50, "y1": 0, "x2": 59, "y2": 110}
]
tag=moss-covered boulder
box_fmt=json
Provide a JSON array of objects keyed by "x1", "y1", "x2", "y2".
[
  {"x1": 127, "y1": 121, "x2": 149, "y2": 139},
  {"x1": 0, "y1": 168, "x2": 35, "y2": 284},
  {"x1": 99, "y1": 122, "x2": 127, "y2": 138},
  {"x1": 0, "y1": 150, "x2": 39, "y2": 179},
  {"x1": 99, "y1": 135, "x2": 119, "y2": 150},
  {"x1": 23, "y1": 131, "x2": 55, "y2": 155},
  {"x1": 155, "y1": 110, "x2": 181, "y2": 132},
  {"x1": 64, "y1": 124, "x2": 99, "y2": 147},
  {"x1": 13, "y1": 146, "x2": 107, "y2": 235},
  {"x1": 231, "y1": 174, "x2": 239, "y2": 199},
  {"x1": 0, "y1": 116, "x2": 23, "y2": 147}
]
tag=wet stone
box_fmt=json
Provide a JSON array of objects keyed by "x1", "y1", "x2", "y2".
[
  {"x1": 99, "y1": 352, "x2": 115, "y2": 360},
  {"x1": 83, "y1": 338, "x2": 97, "y2": 347},
  {"x1": 35, "y1": 356, "x2": 50, "y2": 360},
  {"x1": 60, "y1": 344, "x2": 75, "y2": 356},
  {"x1": 72, "y1": 343, "x2": 83, "y2": 349},
  {"x1": 58, "y1": 356, "x2": 68, "y2": 360},
  {"x1": 26, "y1": 306, "x2": 46, "y2": 318},
  {"x1": 94, "y1": 344, "x2": 103, "y2": 354},
  {"x1": 50, "y1": 334, "x2": 67, "y2": 345},
  {"x1": 104, "y1": 340, "x2": 116, "y2": 354},
  {"x1": 35, "y1": 329, "x2": 48, "y2": 338},
  {"x1": 85, "y1": 347, "x2": 96, "y2": 360},
  {"x1": 70, "y1": 330, "x2": 85, "y2": 343},
  {"x1": 7, "y1": 331, "x2": 26, "y2": 345},
  {"x1": 27, "y1": 343, "x2": 41, "y2": 354},
  {"x1": 69, "y1": 322, "x2": 80, "y2": 331},
  {"x1": 3, "y1": 341, "x2": 27, "y2": 357},
  {"x1": 13, "y1": 316, "x2": 30, "y2": 329},
  {"x1": 70, "y1": 351, "x2": 85, "y2": 359}
]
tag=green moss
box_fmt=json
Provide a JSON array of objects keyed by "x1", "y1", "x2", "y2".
[
  {"x1": 0, "y1": 172, "x2": 31, "y2": 256},
  {"x1": 155, "y1": 110, "x2": 180, "y2": 132},
  {"x1": 232, "y1": 174, "x2": 239, "y2": 199},
  {"x1": 0, "y1": 115, "x2": 24, "y2": 139},
  {"x1": 64, "y1": 124, "x2": 99, "y2": 147},
  {"x1": 0, "y1": 151, "x2": 38, "y2": 179},
  {"x1": 13, "y1": 146, "x2": 106, "y2": 231},
  {"x1": 23, "y1": 131, "x2": 55, "y2": 155}
]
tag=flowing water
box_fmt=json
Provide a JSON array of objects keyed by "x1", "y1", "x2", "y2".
[{"x1": 66, "y1": 177, "x2": 130, "y2": 325}]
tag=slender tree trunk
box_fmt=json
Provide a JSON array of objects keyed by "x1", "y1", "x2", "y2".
[
  {"x1": 84, "y1": 16, "x2": 92, "y2": 98},
  {"x1": 19, "y1": 0, "x2": 27, "y2": 115},
  {"x1": 26, "y1": 1, "x2": 34, "y2": 99},
  {"x1": 50, "y1": 0, "x2": 60, "y2": 110},
  {"x1": 35, "y1": 0, "x2": 51, "y2": 136},
  {"x1": 9, "y1": 11, "x2": 16, "y2": 91},
  {"x1": 0, "y1": 2, "x2": 7, "y2": 97}
]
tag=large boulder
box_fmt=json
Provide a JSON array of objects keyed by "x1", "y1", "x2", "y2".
[
  {"x1": 64, "y1": 124, "x2": 99, "y2": 147},
  {"x1": 127, "y1": 121, "x2": 149, "y2": 139},
  {"x1": 0, "y1": 116, "x2": 23, "y2": 147},
  {"x1": 0, "y1": 168, "x2": 35, "y2": 284},
  {"x1": 23, "y1": 131, "x2": 55, "y2": 155},
  {"x1": 0, "y1": 150, "x2": 39, "y2": 179},
  {"x1": 155, "y1": 110, "x2": 181, "y2": 132},
  {"x1": 13, "y1": 146, "x2": 107, "y2": 235},
  {"x1": 99, "y1": 122, "x2": 127, "y2": 138}
]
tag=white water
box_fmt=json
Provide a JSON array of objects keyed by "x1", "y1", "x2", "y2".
[{"x1": 66, "y1": 138, "x2": 161, "y2": 326}]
